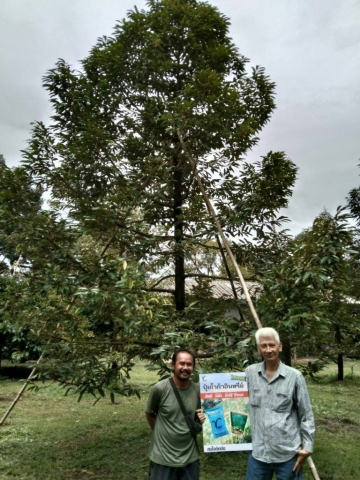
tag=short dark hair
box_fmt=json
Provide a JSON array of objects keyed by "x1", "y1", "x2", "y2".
[{"x1": 171, "y1": 348, "x2": 196, "y2": 367}]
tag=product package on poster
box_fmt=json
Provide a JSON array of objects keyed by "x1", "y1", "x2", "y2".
[{"x1": 199, "y1": 372, "x2": 252, "y2": 452}]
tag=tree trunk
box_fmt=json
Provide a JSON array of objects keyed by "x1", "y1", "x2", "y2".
[
  {"x1": 337, "y1": 352, "x2": 344, "y2": 381},
  {"x1": 335, "y1": 324, "x2": 344, "y2": 381},
  {"x1": 173, "y1": 151, "x2": 185, "y2": 312},
  {"x1": 0, "y1": 332, "x2": 5, "y2": 368},
  {"x1": 281, "y1": 337, "x2": 292, "y2": 366}
]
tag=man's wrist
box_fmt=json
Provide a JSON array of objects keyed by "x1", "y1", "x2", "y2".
[
  {"x1": 301, "y1": 442, "x2": 313, "y2": 453},
  {"x1": 298, "y1": 449, "x2": 311, "y2": 457}
]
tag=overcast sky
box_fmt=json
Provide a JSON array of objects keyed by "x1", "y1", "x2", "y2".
[{"x1": 1, "y1": 0, "x2": 360, "y2": 234}]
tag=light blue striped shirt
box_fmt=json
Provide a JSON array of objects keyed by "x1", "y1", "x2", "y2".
[{"x1": 246, "y1": 361, "x2": 315, "y2": 463}]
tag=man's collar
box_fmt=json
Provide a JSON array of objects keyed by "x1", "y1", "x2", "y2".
[
  {"x1": 257, "y1": 360, "x2": 286, "y2": 377},
  {"x1": 277, "y1": 361, "x2": 287, "y2": 377}
]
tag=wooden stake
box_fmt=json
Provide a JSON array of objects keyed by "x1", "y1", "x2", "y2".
[
  {"x1": 0, "y1": 354, "x2": 43, "y2": 426},
  {"x1": 307, "y1": 456, "x2": 321, "y2": 480},
  {"x1": 177, "y1": 131, "x2": 261, "y2": 328}
]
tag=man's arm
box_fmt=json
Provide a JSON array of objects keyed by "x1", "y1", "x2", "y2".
[
  {"x1": 145, "y1": 383, "x2": 161, "y2": 431},
  {"x1": 195, "y1": 409, "x2": 206, "y2": 424},
  {"x1": 146, "y1": 412, "x2": 156, "y2": 430},
  {"x1": 293, "y1": 450, "x2": 312, "y2": 474},
  {"x1": 293, "y1": 374, "x2": 315, "y2": 474}
]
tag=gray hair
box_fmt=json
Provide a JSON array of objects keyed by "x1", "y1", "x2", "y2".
[{"x1": 255, "y1": 327, "x2": 280, "y2": 345}]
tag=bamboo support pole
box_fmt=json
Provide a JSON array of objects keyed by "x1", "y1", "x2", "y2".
[
  {"x1": 198, "y1": 181, "x2": 262, "y2": 329},
  {"x1": 178, "y1": 131, "x2": 320, "y2": 480},
  {"x1": 0, "y1": 353, "x2": 43, "y2": 426},
  {"x1": 307, "y1": 456, "x2": 321, "y2": 480},
  {"x1": 215, "y1": 235, "x2": 246, "y2": 322},
  {"x1": 177, "y1": 131, "x2": 261, "y2": 328},
  {"x1": 0, "y1": 294, "x2": 80, "y2": 427}
]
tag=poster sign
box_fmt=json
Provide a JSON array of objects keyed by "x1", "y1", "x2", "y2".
[{"x1": 199, "y1": 372, "x2": 252, "y2": 452}]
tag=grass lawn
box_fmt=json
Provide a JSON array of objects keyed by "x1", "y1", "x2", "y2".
[{"x1": 0, "y1": 359, "x2": 359, "y2": 479}]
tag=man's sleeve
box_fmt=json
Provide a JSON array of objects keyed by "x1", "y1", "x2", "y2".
[
  {"x1": 245, "y1": 366, "x2": 251, "y2": 397},
  {"x1": 146, "y1": 383, "x2": 162, "y2": 415},
  {"x1": 196, "y1": 383, "x2": 201, "y2": 410},
  {"x1": 296, "y1": 374, "x2": 315, "y2": 452}
]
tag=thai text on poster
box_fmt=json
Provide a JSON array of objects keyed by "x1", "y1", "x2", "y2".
[{"x1": 200, "y1": 372, "x2": 252, "y2": 452}]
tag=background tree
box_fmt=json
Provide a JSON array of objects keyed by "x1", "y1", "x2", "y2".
[
  {"x1": 0, "y1": 160, "x2": 42, "y2": 267},
  {"x1": 347, "y1": 165, "x2": 360, "y2": 298},
  {"x1": 347, "y1": 162, "x2": 360, "y2": 227},
  {"x1": 0, "y1": 158, "x2": 44, "y2": 366},
  {"x1": 256, "y1": 208, "x2": 358, "y2": 379}
]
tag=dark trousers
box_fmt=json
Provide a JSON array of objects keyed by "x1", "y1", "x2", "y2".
[
  {"x1": 246, "y1": 453, "x2": 302, "y2": 480},
  {"x1": 148, "y1": 460, "x2": 200, "y2": 480}
]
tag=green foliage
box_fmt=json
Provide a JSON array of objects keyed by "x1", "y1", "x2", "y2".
[
  {"x1": 0, "y1": 162, "x2": 42, "y2": 265},
  {"x1": 346, "y1": 165, "x2": 360, "y2": 298},
  {"x1": 227, "y1": 151, "x2": 297, "y2": 239},
  {"x1": 257, "y1": 207, "x2": 360, "y2": 368},
  {"x1": 347, "y1": 163, "x2": 360, "y2": 227},
  {"x1": 0, "y1": 273, "x2": 42, "y2": 364}
]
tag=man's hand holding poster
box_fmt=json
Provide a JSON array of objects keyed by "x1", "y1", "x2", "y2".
[{"x1": 200, "y1": 372, "x2": 252, "y2": 452}]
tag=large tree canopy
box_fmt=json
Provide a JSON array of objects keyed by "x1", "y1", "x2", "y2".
[
  {"x1": 1, "y1": 0, "x2": 298, "y2": 399},
  {"x1": 23, "y1": 0, "x2": 286, "y2": 286}
]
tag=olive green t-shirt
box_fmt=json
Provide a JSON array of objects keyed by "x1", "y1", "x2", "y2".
[{"x1": 146, "y1": 378, "x2": 200, "y2": 467}]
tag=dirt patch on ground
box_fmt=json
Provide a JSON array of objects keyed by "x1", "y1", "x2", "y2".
[
  {"x1": 317, "y1": 417, "x2": 359, "y2": 433},
  {"x1": 293, "y1": 358, "x2": 317, "y2": 365},
  {"x1": 0, "y1": 395, "x2": 15, "y2": 403}
]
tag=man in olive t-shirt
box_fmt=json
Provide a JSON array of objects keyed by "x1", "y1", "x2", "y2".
[{"x1": 145, "y1": 349, "x2": 205, "y2": 480}]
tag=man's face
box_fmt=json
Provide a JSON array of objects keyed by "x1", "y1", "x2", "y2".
[
  {"x1": 173, "y1": 352, "x2": 194, "y2": 382},
  {"x1": 257, "y1": 336, "x2": 282, "y2": 361}
]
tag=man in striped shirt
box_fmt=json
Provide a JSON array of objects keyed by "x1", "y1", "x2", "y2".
[{"x1": 245, "y1": 327, "x2": 315, "y2": 480}]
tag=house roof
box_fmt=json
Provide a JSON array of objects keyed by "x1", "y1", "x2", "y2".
[
  {"x1": 343, "y1": 295, "x2": 360, "y2": 305},
  {"x1": 149, "y1": 276, "x2": 261, "y2": 299}
]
